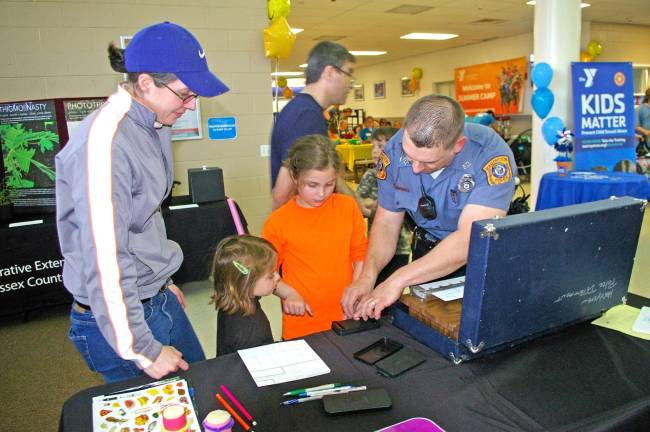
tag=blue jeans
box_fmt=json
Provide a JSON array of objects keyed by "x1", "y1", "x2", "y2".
[{"x1": 68, "y1": 289, "x2": 205, "y2": 383}]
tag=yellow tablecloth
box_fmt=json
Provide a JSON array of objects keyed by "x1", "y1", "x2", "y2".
[{"x1": 336, "y1": 143, "x2": 372, "y2": 171}]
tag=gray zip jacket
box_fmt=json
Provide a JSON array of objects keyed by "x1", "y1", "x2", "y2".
[{"x1": 55, "y1": 86, "x2": 181, "y2": 369}]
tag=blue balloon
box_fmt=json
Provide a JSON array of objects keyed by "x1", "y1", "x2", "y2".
[
  {"x1": 531, "y1": 87, "x2": 554, "y2": 119},
  {"x1": 532, "y1": 62, "x2": 553, "y2": 88},
  {"x1": 542, "y1": 116, "x2": 565, "y2": 145},
  {"x1": 473, "y1": 113, "x2": 495, "y2": 126},
  {"x1": 465, "y1": 114, "x2": 472, "y2": 123}
]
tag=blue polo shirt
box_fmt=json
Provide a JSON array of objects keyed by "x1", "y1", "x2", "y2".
[
  {"x1": 377, "y1": 123, "x2": 516, "y2": 240},
  {"x1": 636, "y1": 103, "x2": 650, "y2": 130},
  {"x1": 270, "y1": 93, "x2": 327, "y2": 187}
]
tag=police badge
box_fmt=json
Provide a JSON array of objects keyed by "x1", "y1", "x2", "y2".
[{"x1": 458, "y1": 174, "x2": 475, "y2": 192}]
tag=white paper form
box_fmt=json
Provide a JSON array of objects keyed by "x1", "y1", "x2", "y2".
[
  {"x1": 433, "y1": 285, "x2": 464, "y2": 301},
  {"x1": 632, "y1": 306, "x2": 650, "y2": 334},
  {"x1": 238, "y1": 340, "x2": 330, "y2": 387},
  {"x1": 411, "y1": 276, "x2": 465, "y2": 302}
]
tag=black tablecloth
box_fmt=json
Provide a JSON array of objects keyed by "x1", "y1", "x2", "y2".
[
  {"x1": 60, "y1": 295, "x2": 650, "y2": 432},
  {"x1": 0, "y1": 197, "x2": 245, "y2": 317}
]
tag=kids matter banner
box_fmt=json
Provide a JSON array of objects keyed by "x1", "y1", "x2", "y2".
[
  {"x1": 571, "y1": 62, "x2": 636, "y2": 171},
  {"x1": 455, "y1": 57, "x2": 527, "y2": 115}
]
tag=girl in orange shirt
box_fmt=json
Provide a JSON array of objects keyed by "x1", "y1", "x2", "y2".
[{"x1": 262, "y1": 134, "x2": 368, "y2": 339}]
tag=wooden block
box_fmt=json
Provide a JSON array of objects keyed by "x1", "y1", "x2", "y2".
[{"x1": 399, "y1": 294, "x2": 462, "y2": 340}]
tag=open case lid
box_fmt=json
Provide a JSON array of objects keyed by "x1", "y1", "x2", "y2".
[{"x1": 458, "y1": 196, "x2": 646, "y2": 355}]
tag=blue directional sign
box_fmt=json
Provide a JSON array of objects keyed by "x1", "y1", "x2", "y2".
[{"x1": 208, "y1": 117, "x2": 237, "y2": 140}]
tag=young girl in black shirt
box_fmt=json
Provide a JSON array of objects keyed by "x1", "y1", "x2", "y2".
[{"x1": 211, "y1": 235, "x2": 308, "y2": 356}]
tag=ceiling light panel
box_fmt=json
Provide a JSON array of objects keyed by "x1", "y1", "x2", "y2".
[{"x1": 400, "y1": 33, "x2": 459, "y2": 40}]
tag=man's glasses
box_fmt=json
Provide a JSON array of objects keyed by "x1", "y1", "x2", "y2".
[
  {"x1": 162, "y1": 83, "x2": 198, "y2": 104},
  {"x1": 418, "y1": 176, "x2": 437, "y2": 220},
  {"x1": 332, "y1": 65, "x2": 355, "y2": 81}
]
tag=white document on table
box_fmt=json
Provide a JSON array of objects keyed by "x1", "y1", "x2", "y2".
[
  {"x1": 238, "y1": 340, "x2": 330, "y2": 387},
  {"x1": 632, "y1": 306, "x2": 650, "y2": 334},
  {"x1": 432, "y1": 285, "x2": 464, "y2": 301}
]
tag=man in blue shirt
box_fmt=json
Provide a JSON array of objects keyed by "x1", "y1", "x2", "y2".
[
  {"x1": 636, "y1": 88, "x2": 650, "y2": 153},
  {"x1": 270, "y1": 41, "x2": 355, "y2": 209},
  {"x1": 342, "y1": 95, "x2": 516, "y2": 320}
]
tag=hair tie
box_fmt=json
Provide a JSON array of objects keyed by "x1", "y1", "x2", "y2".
[{"x1": 232, "y1": 260, "x2": 250, "y2": 275}]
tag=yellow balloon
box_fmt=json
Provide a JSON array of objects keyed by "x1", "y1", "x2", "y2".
[
  {"x1": 587, "y1": 40, "x2": 603, "y2": 58},
  {"x1": 263, "y1": 17, "x2": 296, "y2": 59},
  {"x1": 277, "y1": 76, "x2": 287, "y2": 88},
  {"x1": 412, "y1": 67, "x2": 423, "y2": 80},
  {"x1": 268, "y1": 0, "x2": 291, "y2": 23},
  {"x1": 580, "y1": 50, "x2": 593, "y2": 62}
]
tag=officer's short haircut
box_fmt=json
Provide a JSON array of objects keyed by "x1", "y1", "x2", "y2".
[
  {"x1": 404, "y1": 95, "x2": 465, "y2": 150},
  {"x1": 305, "y1": 41, "x2": 355, "y2": 85}
]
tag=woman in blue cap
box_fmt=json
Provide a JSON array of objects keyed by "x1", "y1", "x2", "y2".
[{"x1": 56, "y1": 22, "x2": 228, "y2": 383}]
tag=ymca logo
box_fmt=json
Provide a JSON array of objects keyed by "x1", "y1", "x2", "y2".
[{"x1": 578, "y1": 68, "x2": 597, "y2": 88}]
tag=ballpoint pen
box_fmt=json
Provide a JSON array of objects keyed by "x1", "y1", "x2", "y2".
[
  {"x1": 294, "y1": 386, "x2": 353, "y2": 398},
  {"x1": 281, "y1": 386, "x2": 367, "y2": 405},
  {"x1": 282, "y1": 383, "x2": 345, "y2": 396}
]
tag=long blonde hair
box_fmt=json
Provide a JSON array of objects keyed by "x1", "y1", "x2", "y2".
[{"x1": 210, "y1": 235, "x2": 277, "y2": 316}]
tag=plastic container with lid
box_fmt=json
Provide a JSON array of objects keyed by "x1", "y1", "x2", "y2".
[{"x1": 203, "y1": 410, "x2": 235, "y2": 432}]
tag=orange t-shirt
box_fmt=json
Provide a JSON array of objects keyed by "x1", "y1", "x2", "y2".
[{"x1": 262, "y1": 193, "x2": 368, "y2": 339}]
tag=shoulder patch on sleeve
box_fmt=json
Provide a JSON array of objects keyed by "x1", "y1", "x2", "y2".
[
  {"x1": 482, "y1": 155, "x2": 512, "y2": 186},
  {"x1": 376, "y1": 152, "x2": 391, "y2": 180}
]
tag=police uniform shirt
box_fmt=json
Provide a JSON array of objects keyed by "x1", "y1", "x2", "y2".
[{"x1": 376, "y1": 123, "x2": 516, "y2": 241}]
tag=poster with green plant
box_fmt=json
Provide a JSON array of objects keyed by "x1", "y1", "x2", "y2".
[{"x1": 0, "y1": 100, "x2": 60, "y2": 210}]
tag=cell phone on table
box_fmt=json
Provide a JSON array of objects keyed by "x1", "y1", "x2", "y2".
[
  {"x1": 375, "y1": 347, "x2": 426, "y2": 378},
  {"x1": 332, "y1": 318, "x2": 380, "y2": 336},
  {"x1": 353, "y1": 337, "x2": 403, "y2": 365},
  {"x1": 323, "y1": 388, "x2": 392, "y2": 414}
]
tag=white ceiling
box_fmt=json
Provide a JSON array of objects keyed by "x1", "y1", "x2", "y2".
[{"x1": 281, "y1": 0, "x2": 650, "y2": 72}]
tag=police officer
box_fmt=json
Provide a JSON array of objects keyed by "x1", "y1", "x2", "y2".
[{"x1": 341, "y1": 95, "x2": 516, "y2": 320}]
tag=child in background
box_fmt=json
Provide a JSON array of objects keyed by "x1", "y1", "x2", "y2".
[
  {"x1": 355, "y1": 127, "x2": 412, "y2": 285},
  {"x1": 211, "y1": 235, "x2": 310, "y2": 356},
  {"x1": 262, "y1": 134, "x2": 368, "y2": 339}
]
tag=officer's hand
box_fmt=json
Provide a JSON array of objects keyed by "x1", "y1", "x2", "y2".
[
  {"x1": 144, "y1": 346, "x2": 189, "y2": 379},
  {"x1": 353, "y1": 280, "x2": 403, "y2": 321},
  {"x1": 341, "y1": 279, "x2": 373, "y2": 318}
]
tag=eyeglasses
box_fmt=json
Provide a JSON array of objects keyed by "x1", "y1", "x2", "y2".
[
  {"x1": 332, "y1": 65, "x2": 355, "y2": 81},
  {"x1": 418, "y1": 175, "x2": 437, "y2": 220},
  {"x1": 162, "y1": 83, "x2": 198, "y2": 104}
]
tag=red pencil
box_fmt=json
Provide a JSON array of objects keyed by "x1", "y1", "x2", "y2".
[
  {"x1": 220, "y1": 384, "x2": 258, "y2": 426},
  {"x1": 216, "y1": 393, "x2": 251, "y2": 431}
]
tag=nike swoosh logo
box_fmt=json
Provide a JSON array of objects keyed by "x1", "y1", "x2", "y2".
[{"x1": 198, "y1": 50, "x2": 205, "y2": 59}]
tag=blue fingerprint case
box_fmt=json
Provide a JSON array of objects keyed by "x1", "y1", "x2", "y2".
[{"x1": 391, "y1": 197, "x2": 646, "y2": 363}]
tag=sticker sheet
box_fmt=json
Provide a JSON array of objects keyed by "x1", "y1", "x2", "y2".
[{"x1": 91, "y1": 377, "x2": 199, "y2": 432}]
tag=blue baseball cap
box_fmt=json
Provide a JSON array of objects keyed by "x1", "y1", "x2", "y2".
[{"x1": 125, "y1": 22, "x2": 229, "y2": 97}]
